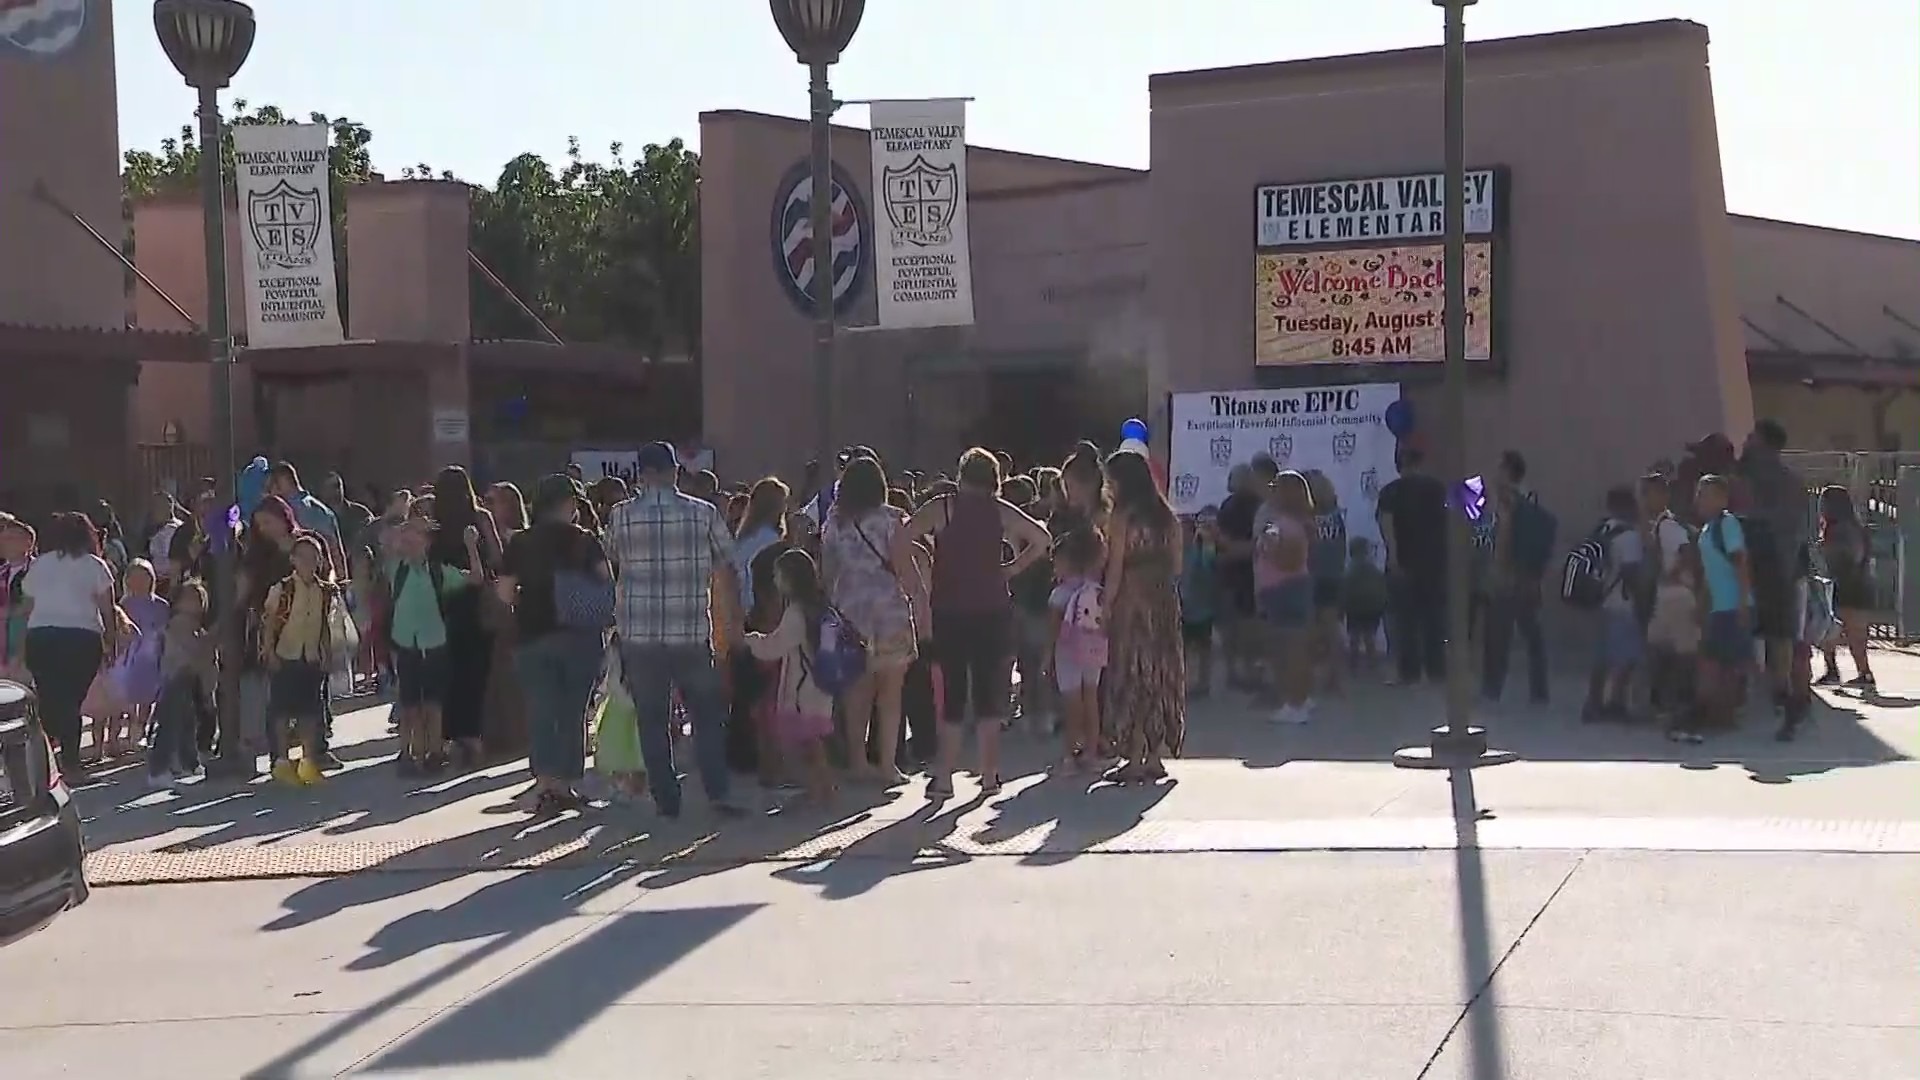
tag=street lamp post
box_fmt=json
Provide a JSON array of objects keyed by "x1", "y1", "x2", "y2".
[
  {"x1": 1395, "y1": 0, "x2": 1514, "y2": 770},
  {"x1": 154, "y1": 0, "x2": 255, "y2": 777},
  {"x1": 770, "y1": 0, "x2": 865, "y2": 489}
]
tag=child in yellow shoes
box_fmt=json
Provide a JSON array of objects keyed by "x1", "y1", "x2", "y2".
[{"x1": 261, "y1": 535, "x2": 342, "y2": 785}]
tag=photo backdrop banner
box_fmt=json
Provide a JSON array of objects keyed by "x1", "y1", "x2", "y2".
[{"x1": 1167, "y1": 383, "x2": 1400, "y2": 552}]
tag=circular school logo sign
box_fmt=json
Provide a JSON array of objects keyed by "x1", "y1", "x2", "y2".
[
  {"x1": 770, "y1": 159, "x2": 869, "y2": 316},
  {"x1": 0, "y1": 0, "x2": 89, "y2": 58}
]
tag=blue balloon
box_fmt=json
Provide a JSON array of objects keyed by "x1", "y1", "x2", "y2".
[
  {"x1": 1384, "y1": 399, "x2": 1415, "y2": 438},
  {"x1": 1119, "y1": 417, "x2": 1149, "y2": 442}
]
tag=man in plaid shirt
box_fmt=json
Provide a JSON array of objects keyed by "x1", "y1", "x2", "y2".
[{"x1": 605, "y1": 442, "x2": 744, "y2": 818}]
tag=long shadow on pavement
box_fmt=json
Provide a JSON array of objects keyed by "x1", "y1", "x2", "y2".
[
  {"x1": 769, "y1": 793, "x2": 976, "y2": 900},
  {"x1": 241, "y1": 862, "x2": 759, "y2": 1078},
  {"x1": 72, "y1": 755, "x2": 528, "y2": 854},
  {"x1": 355, "y1": 903, "x2": 762, "y2": 1073},
  {"x1": 1421, "y1": 769, "x2": 1510, "y2": 1080},
  {"x1": 971, "y1": 768, "x2": 1173, "y2": 867}
]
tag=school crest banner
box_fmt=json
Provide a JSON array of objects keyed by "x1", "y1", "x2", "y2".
[
  {"x1": 867, "y1": 99, "x2": 975, "y2": 329},
  {"x1": 232, "y1": 123, "x2": 344, "y2": 348},
  {"x1": 1167, "y1": 383, "x2": 1400, "y2": 553}
]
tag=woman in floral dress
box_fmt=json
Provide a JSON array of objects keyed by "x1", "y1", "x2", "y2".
[
  {"x1": 1100, "y1": 449, "x2": 1186, "y2": 783},
  {"x1": 821, "y1": 456, "x2": 924, "y2": 783}
]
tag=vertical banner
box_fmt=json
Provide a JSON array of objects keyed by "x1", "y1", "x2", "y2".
[
  {"x1": 231, "y1": 123, "x2": 345, "y2": 348},
  {"x1": 867, "y1": 99, "x2": 975, "y2": 329},
  {"x1": 1167, "y1": 383, "x2": 1401, "y2": 553}
]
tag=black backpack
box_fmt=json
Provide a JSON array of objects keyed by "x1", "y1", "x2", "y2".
[{"x1": 1560, "y1": 519, "x2": 1629, "y2": 610}]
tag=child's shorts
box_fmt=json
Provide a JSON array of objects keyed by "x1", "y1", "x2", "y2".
[
  {"x1": 269, "y1": 660, "x2": 328, "y2": 723},
  {"x1": 1595, "y1": 609, "x2": 1645, "y2": 669},
  {"x1": 392, "y1": 646, "x2": 449, "y2": 707},
  {"x1": 1701, "y1": 610, "x2": 1749, "y2": 665},
  {"x1": 1055, "y1": 654, "x2": 1105, "y2": 693}
]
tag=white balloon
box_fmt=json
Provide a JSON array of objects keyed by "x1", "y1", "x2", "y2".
[{"x1": 1118, "y1": 438, "x2": 1149, "y2": 456}]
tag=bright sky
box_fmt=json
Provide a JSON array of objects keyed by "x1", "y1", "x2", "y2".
[{"x1": 113, "y1": 0, "x2": 1918, "y2": 239}]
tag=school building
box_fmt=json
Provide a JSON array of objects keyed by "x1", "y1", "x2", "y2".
[{"x1": 698, "y1": 19, "x2": 1920, "y2": 519}]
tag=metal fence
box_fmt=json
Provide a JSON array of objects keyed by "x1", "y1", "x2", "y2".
[{"x1": 1782, "y1": 450, "x2": 1920, "y2": 643}]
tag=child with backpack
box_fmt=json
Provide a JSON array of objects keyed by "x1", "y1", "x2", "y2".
[
  {"x1": 1485, "y1": 452, "x2": 1557, "y2": 705},
  {"x1": 1342, "y1": 536, "x2": 1389, "y2": 674},
  {"x1": 745, "y1": 548, "x2": 841, "y2": 804},
  {"x1": 1692, "y1": 474, "x2": 1752, "y2": 733},
  {"x1": 384, "y1": 517, "x2": 480, "y2": 775},
  {"x1": 741, "y1": 545, "x2": 840, "y2": 799},
  {"x1": 1048, "y1": 528, "x2": 1108, "y2": 771},
  {"x1": 1578, "y1": 486, "x2": 1646, "y2": 722},
  {"x1": 739, "y1": 537, "x2": 793, "y2": 789},
  {"x1": 1177, "y1": 509, "x2": 1220, "y2": 699},
  {"x1": 261, "y1": 534, "x2": 343, "y2": 785}
]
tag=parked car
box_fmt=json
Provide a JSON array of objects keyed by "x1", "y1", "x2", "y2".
[{"x1": 0, "y1": 679, "x2": 88, "y2": 948}]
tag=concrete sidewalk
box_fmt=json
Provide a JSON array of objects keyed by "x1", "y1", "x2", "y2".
[
  {"x1": 2, "y1": 846, "x2": 1913, "y2": 1078},
  {"x1": 66, "y1": 652, "x2": 1920, "y2": 884}
]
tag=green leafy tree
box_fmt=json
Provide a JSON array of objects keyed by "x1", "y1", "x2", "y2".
[
  {"x1": 411, "y1": 137, "x2": 701, "y2": 357},
  {"x1": 122, "y1": 102, "x2": 373, "y2": 328}
]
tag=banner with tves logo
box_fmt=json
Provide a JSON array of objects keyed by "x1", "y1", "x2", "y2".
[
  {"x1": 867, "y1": 99, "x2": 974, "y2": 330},
  {"x1": 232, "y1": 123, "x2": 345, "y2": 349}
]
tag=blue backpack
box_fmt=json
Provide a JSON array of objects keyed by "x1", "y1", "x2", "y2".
[{"x1": 803, "y1": 606, "x2": 867, "y2": 697}]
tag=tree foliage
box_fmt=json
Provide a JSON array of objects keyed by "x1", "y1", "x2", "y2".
[
  {"x1": 124, "y1": 106, "x2": 701, "y2": 355},
  {"x1": 121, "y1": 101, "x2": 374, "y2": 200},
  {"x1": 405, "y1": 137, "x2": 701, "y2": 357}
]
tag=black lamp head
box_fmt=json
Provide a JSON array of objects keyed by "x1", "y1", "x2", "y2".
[
  {"x1": 770, "y1": 0, "x2": 865, "y2": 66},
  {"x1": 154, "y1": 0, "x2": 255, "y2": 90}
]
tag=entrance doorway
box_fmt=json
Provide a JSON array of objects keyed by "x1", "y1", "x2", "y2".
[{"x1": 919, "y1": 362, "x2": 1146, "y2": 473}]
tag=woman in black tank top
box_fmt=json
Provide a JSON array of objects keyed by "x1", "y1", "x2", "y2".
[{"x1": 904, "y1": 449, "x2": 1050, "y2": 797}]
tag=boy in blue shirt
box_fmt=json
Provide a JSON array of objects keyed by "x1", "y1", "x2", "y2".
[{"x1": 1694, "y1": 475, "x2": 1750, "y2": 732}]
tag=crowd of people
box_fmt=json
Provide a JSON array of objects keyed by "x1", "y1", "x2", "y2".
[{"x1": 0, "y1": 414, "x2": 1880, "y2": 811}]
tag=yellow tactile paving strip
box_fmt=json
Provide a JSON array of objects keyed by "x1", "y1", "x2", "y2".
[{"x1": 81, "y1": 815, "x2": 1920, "y2": 886}]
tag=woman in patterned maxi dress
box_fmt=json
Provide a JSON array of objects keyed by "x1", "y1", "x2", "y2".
[{"x1": 1100, "y1": 450, "x2": 1186, "y2": 783}]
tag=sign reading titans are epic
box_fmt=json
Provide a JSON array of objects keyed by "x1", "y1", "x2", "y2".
[
  {"x1": 1257, "y1": 170, "x2": 1496, "y2": 247},
  {"x1": 1167, "y1": 383, "x2": 1400, "y2": 551}
]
